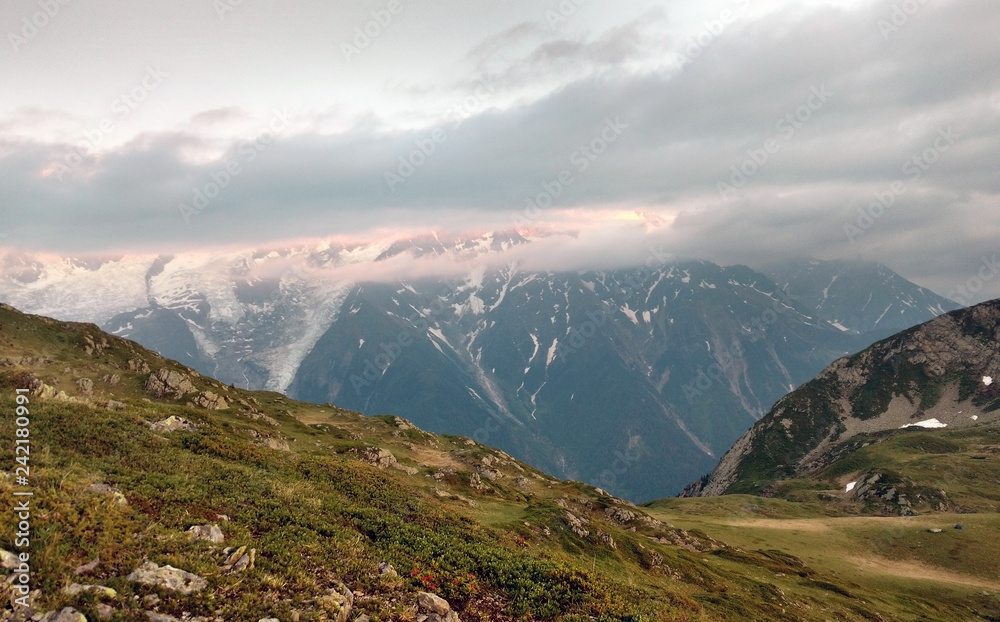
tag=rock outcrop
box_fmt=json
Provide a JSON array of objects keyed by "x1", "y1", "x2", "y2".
[
  {"x1": 358, "y1": 447, "x2": 397, "y2": 469},
  {"x1": 76, "y1": 378, "x2": 93, "y2": 396},
  {"x1": 128, "y1": 359, "x2": 151, "y2": 374},
  {"x1": 316, "y1": 583, "x2": 353, "y2": 622},
  {"x1": 260, "y1": 436, "x2": 290, "y2": 451},
  {"x1": 564, "y1": 511, "x2": 589, "y2": 538},
  {"x1": 144, "y1": 369, "x2": 195, "y2": 399},
  {"x1": 191, "y1": 391, "x2": 229, "y2": 410}
]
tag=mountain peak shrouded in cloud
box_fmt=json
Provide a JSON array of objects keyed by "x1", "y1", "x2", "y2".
[
  {"x1": 0, "y1": 229, "x2": 667, "y2": 316},
  {"x1": 0, "y1": 241, "x2": 960, "y2": 499},
  {"x1": 0, "y1": 0, "x2": 998, "y2": 303}
]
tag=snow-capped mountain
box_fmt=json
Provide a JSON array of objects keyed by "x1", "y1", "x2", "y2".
[
  {"x1": 285, "y1": 259, "x2": 949, "y2": 501},
  {"x1": 764, "y1": 258, "x2": 958, "y2": 334},
  {"x1": 0, "y1": 235, "x2": 960, "y2": 500}
]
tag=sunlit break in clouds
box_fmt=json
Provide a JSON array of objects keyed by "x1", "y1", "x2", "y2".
[{"x1": 0, "y1": 0, "x2": 998, "y2": 302}]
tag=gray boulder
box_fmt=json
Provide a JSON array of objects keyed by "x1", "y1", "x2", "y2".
[
  {"x1": 417, "y1": 591, "x2": 460, "y2": 621},
  {"x1": 260, "y1": 436, "x2": 290, "y2": 451},
  {"x1": 148, "y1": 416, "x2": 197, "y2": 433},
  {"x1": 187, "y1": 524, "x2": 225, "y2": 543},
  {"x1": 604, "y1": 507, "x2": 637, "y2": 524},
  {"x1": 40, "y1": 609, "x2": 87, "y2": 622},
  {"x1": 127, "y1": 561, "x2": 207, "y2": 594},
  {"x1": 76, "y1": 378, "x2": 94, "y2": 396},
  {"x1": 0, "y1": 549, "x2": 18, "y2": 569},
  {"x1": 74, "y1": 557, "x2": 100, "y2": 575}
]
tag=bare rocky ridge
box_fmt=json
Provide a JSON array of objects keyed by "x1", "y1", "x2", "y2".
[{"x1": 687, "y1": 299, "x2": 1000, "y2": 497}]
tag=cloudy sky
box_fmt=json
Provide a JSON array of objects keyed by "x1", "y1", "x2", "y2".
[{"x1": 1, "y1": 0, "x2": 998, "y2": 302}]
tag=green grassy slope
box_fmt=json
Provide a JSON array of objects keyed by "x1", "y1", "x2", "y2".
[
  {"x1": 0, "y1": 303, "x2": 997, "y2": 621},
  {"x1": 647, "y1": 420, "x2": 1000, "y2": 621}
]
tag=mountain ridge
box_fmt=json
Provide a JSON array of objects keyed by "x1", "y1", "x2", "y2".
[
  {"x1": 0, "y1": 239, "x2": 961, "y2": 500},
  {"x1": 685, "y1": 298, "x2": 1000, "y2": 498}
]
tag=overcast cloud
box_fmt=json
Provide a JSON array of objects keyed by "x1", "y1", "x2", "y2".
[{"x1": 1, "y1": 0, "x2": 998, "y2": 302}]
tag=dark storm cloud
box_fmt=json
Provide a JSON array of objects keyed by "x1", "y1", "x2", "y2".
[{"x1": 1, "y1": 0, "x2": 998, "y2": 301}]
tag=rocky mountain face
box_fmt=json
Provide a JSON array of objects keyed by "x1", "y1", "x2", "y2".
[
  {"x1": 0, "y1": 237, "x2": 960, "y2": 501},
  {"x1": 763, "y1": 258, "x2": 959, "y2": 334},
  {"x1": 285, "y1": 260, "x2": 897, "y2": 502},
  {"x1": 686, "y1": 299, "x2": 1000, "y2": 498}
]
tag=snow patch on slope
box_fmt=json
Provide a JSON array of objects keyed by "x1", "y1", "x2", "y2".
[
  {"x1": 546, "y1": 338, "x2": 559, "y2": 366},
  {"x1": 900, "y1": 418, "x2": 947, "y2": 429}
]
